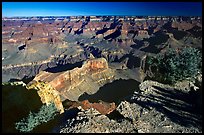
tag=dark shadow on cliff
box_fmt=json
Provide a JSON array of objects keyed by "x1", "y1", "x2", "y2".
[
  {"x1": 112, "y1": 52, "x2": 140, "y2": 69},
  {"x1": 96, "y1": 28, "x2": 109, "y2": 35},
  {"x1": 104, "y1": 29, "x2": 121, "y2": 40},
  {"x1": 140, "y1": 31, "x2": 169, "y2": 54},
  {"x1": 86, "y1": 46, "x2": 102, "y2": 58},
  {"x1": 115, "y1": 53, "x2": 129, "y2": 63},
  {"x1": 129, "y1": 85, "x2": 202, "y2": 129},
  {"x1": 126, "y1": 55, "x2": 141, "y2": 69},
  {"x1": 9, "y1": 76, "x2": 35, "y2": 85},
  {"x1": 78, "y1": 79, "x2": 140, "y2": 105},
  {"x1": 131, "y1": 40, "x2": 144, "y2": 49},
  {"x1": 45, "y1": 61, "x2": 83, "y2": 73},
  {"x1": 95, "y1": 20, "x2": 120, "y2": 36},
  {"x1": 187, "y1": 25, "x2": 202, "y2": 38},
  {"x1": 162, "y1": 22, "x2": 188, "y2": 40}
]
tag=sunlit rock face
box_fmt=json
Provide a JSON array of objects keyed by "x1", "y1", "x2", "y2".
[
  {"x1": 2, "y1": 21, "x2": 63, "y2": 46},
  {"x1": 79, "y1": 100, "x2": 116, "y2": 115},
  {"x1": 27, "y1": 58, "x2": 115, "y2": 113},
  {"x1": 26, "y1": 81, "x2": 64, "y2": 114},
  {"x1": 63, "y1": 99, "x2": 116, "y2": 115}
]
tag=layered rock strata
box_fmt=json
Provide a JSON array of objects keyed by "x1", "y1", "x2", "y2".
[{"x1": 26, "y1": 58, "x2": 115, "y2": 113}]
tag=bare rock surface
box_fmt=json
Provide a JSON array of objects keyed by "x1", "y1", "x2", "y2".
[
  {"x1": 63, "y1": 99, "x2": 116, "y2": 115},
  {"x1": 27, "y1": 58, "x2": 115, "y2": 102},
  {"x1": 59, "y1": 80, "x2": 202, "y2": 133},
  {"x1": 127, "y1": 80, "x2": 202, "y2": 133},
  {"x1": 60, "y1": 108, "x2": 137, "y2": 133}
]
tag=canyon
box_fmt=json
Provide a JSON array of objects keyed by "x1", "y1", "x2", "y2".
[
  {"x1": 2, "y1": 16, "x2": 202, "y2": 133},
  {"x1": 2, "y1": 16, "x2": 202, "y2": 83}
]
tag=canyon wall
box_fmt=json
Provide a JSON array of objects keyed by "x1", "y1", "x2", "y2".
[{"x1": 26, "y1": 58, "x2": 115, "y2": 113}]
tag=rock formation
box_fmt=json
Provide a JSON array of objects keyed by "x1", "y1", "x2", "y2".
[
  {"x1": 59, "y1": 79, "x2": 202, "y2": 133},
  {"x1": 60, "y1": 108, "x2": 137, "y2": 133},
  {"x1": 63, "y1": 99, "x2": 116, "y2": 115},
  {"x1": 2, "y1": 16, "x2": 202, "y2": 133},
  {"x1": 79, "y1": 100, "x2": 116, "y2": 115},
  {"x1": 26, "y1": 58, "x2": 115, "y2": 113},
  {"x1": 26, "y1": 81, "x2": 64, "y2": 114},
  {"x1": 2, "y1": 16, "x2": 202, "y2": 83}
]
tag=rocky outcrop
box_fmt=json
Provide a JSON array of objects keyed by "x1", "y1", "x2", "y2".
[
  {"x1": 139, "y1": 80, "x2": 200, "y2": 93},
  {"x1": 26, "y1": 81, "x2": 64, "y2": 114},
  {"x1": 26, "y1": 58, "x2": 115, "y2": 113},
  {"x1": 28, "y1": 57, "x2": 115, "y2": 100},
  {"x1": 63, "y1": 99, "x2": 116, "y2": 115},
  {"x1": 60, "y1": 108, "x2": 137, "y2": 133},
  {"x1": 127, "y1": 80, "x2": 202, "y2": 133},
  {"x1": 79, "y1": 100, "x2": 116, "y2": 115},
  {"x1": 116, "y1": 101, "x2": 136, "y2": 122},
  {"x1": 59, "y1": 79, "x2": 202, "y2": 133},
  {"x1": 116, "y1": 100, "x2": 201, "y2": 133}
]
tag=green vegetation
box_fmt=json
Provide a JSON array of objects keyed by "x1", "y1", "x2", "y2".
[
  {"x1": 146, "y1": 47, "x2": 202, "y2": 84},
  {"x1": 2, "y1": 84, "x2": 42, "y2": 133},
  {"x1": 15, "y1": 102, "x2": 58, "y2": 133}
]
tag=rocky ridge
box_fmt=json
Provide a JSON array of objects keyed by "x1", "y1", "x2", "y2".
[{"x1": 59, "y1": 79, "x2": 202, "y2": 133}]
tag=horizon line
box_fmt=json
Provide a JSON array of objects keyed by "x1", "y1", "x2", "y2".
[{"x1": 2, "y1": 15, "x2": 202, "y2": 17}]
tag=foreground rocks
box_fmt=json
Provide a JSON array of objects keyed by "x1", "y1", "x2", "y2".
[
  {"x1": 129, "y1": 80, "x2": 202, "y2": 133},
  {"x1": 60, "y1": 108, "x2": 137, "y2": 133},
  {"x1": 59, "y1": 80, "x2": 202, "y2": 133},
  {"x1": 117, "y1": 101, "x2": 201, "y2": 133}
]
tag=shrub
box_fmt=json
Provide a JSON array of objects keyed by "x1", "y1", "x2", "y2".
[
  {"x1": 15, "y1": 102, "x2": 58, "y2": 132},
  {"x1": 146, "y1": 47, "x2": 202, "y2": 84}
]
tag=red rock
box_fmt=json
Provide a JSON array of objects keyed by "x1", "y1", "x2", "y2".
[{"x1": 79, "y1": 100, "x2": 116, "y2": 115}]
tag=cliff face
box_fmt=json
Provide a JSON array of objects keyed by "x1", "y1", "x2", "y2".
[
  {"x1": 3, "y1": 23, "x2": 63, "y2": 46},
  {"x1": 26, "y1": 81, "x2": 64, "y2": 114},
  {"x1": 2, "y1": 52, "x2": 87, "y2": 82},
  {"x1": 27, "y1": 58, "x2": 115, "y2": 113}
]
